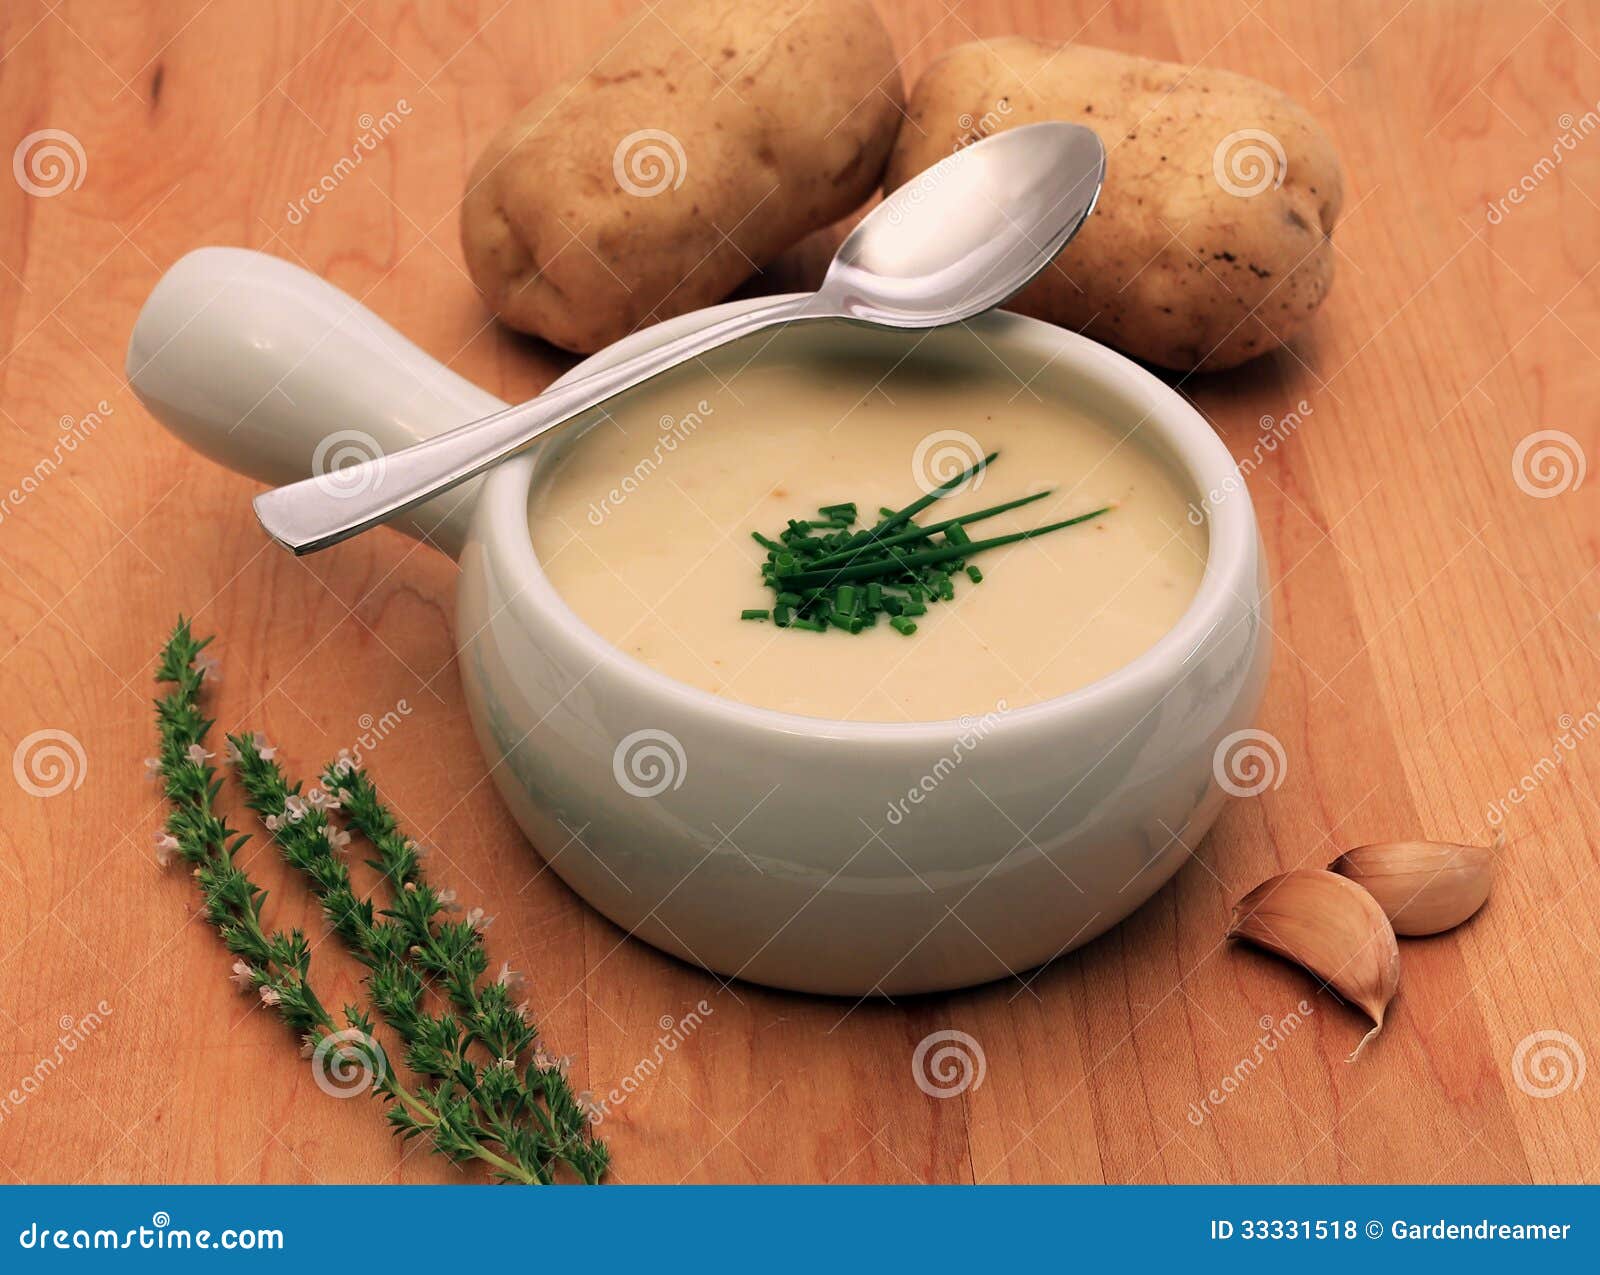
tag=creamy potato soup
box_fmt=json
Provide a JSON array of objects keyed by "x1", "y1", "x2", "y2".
[{"x1": 528, "y1": 332, "x2": 1206, "y2": 722}]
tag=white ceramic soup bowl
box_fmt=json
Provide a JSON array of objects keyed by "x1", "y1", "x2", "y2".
[{"x1": 128, "y1": 247, "x2": 1269, "y2": 996}]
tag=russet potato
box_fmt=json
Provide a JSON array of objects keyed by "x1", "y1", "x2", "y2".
[
  {"x1": 461, "y1": 0, "x2": 904, "y2": 353},
  {"x1": 886, "y1": 39, "x2": 1343, "y2": 372}
]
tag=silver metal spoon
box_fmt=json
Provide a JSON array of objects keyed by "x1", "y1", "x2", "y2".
[{"x1": 253, "y1": 121, "x2": 1106, "y2": 555}]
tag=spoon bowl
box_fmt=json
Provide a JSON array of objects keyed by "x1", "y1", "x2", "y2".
[{"x1": 821, "y1": 122, "x2": 1105, "y2": 326}]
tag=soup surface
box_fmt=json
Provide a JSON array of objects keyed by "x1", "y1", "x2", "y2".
[{"x1": 528, "y1": 333, "x2": 1206, "y2": 722}]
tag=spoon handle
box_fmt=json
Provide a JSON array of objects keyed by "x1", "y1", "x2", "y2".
[{"x1": 252, "y1": 291, "x2": 824, "y2": 554}]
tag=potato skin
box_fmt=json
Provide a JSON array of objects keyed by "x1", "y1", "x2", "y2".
[
  {"x1": 462, "y1": 0, "x2": 904, "y2": 353},
  {"x1": 886, "y1": 39, "x2": 1342, "y2": 372}
]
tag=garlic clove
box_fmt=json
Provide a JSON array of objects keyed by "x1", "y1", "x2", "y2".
[
  {"x1": 1227, "y1": 869, "x2": 1400, "y2": 1060},
  {"x1": 1329, "y1": 836, "x2": 1497, "y2": 936}
]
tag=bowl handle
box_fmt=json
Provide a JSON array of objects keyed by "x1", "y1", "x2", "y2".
[{"x1": 125, "y1": 246, "x2": 510, "y2": 559}]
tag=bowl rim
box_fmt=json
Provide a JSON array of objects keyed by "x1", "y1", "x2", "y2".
[{"x1": 475, "y1": 296, "x2": 1257, "y2": 743}]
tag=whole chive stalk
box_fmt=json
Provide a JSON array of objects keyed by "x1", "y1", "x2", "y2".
[
  {"x1": 152, "y1": 619, "x2": 537, "y2": 1183},
  {"x1": 776, "y1": 505, "x2": 1113, "y2": 590},
  {"x1": 805, "y1": 488, "x2": 1052, "y2": 569},
  {"x1": 832, "y1": 450, "x2": 998, "y2": 556}
]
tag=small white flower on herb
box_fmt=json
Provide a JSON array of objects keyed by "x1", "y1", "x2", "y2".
[
  {"x1": 495, "y1": 961, "x2": 525, "y2": 995},
  {"x1": 259, "y1": 985, "x2": 282, "y2": 1008},
  {"x1": 194, "y1": 651, "x2": 221, "y2": 682},
  {"x1": 532, "y1": 1047, "x2": 556, "y2": 1072},
  {"x1": 185, "y1": 743, "x2": 213, "y2": 765},
  {"x1": 436, "y1": 888, "x2": 459, "y2": 911},
  {"x1": 333, "y1": 749, "x2": 356, "y2": 776},
  {"x1": 299, "y1": 1033, "x2": 316, "y2": 1059},
  {"x1": 224, "y1": 738, "x2": 242, "y2": 763},
  {"x1": 493, "y1": 1056, "x2": 516, "y2": 1072},
  {"x1": 284, "y1": 794, "x2": 310, "y2": 823},
  {"x1": 327, "y1": 825, "x2": 352, "y2": 853},
  {"x1": 465, "y1": 906, "x2": 494, "y2": 931},
  {"x1": 411, "y1": 841, "x2": 432, "y2": 863},
  {"x1": 153, "y1": 831, "x2": 180, "y2": 867},
  {"x1": 250, "y1": 732, "x2": 276, "y2": 761},
  {"x1": 230, "y1": 959, "x2": 255, "y2": 992},
  {"x1": 264, "y1": 813, "x2": 282, "y2": 833},
  {"x1": 516, "y1": 1000, "x2": 532, "y2": 1022},
  {"x1": 144, "y1": 756, "x2": 162, "y2": 781},
  {"x1": 336, "y1": 787, "x2": 354, "y2": 806}
]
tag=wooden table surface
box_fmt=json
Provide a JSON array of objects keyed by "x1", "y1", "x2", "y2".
[{"x1": 2, "y1": 0, "x2": 1597, "y2": 1186}]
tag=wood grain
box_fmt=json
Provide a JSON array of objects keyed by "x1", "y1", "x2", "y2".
[{"x1": 1, "y1": 0, "x2": 1596, "y2": 1185}]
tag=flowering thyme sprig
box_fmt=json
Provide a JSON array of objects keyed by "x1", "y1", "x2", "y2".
[
  {"x1": 152, "y1": 618, "x2": 537, "y2": 1184},
  {"x1": 328, "y1": 755, "x2": 609, "y2": 1183},
  {"x1": 153, "y1": 621, "x2": 339, "y2": 1038},
  {"x1": 226, "y1": 735, "x2": 606, "y2": 1183}
]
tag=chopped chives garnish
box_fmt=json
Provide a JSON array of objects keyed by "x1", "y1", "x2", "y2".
[{"x1": 741, "y1": 448, "x2": 1112, "y2": 638}]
